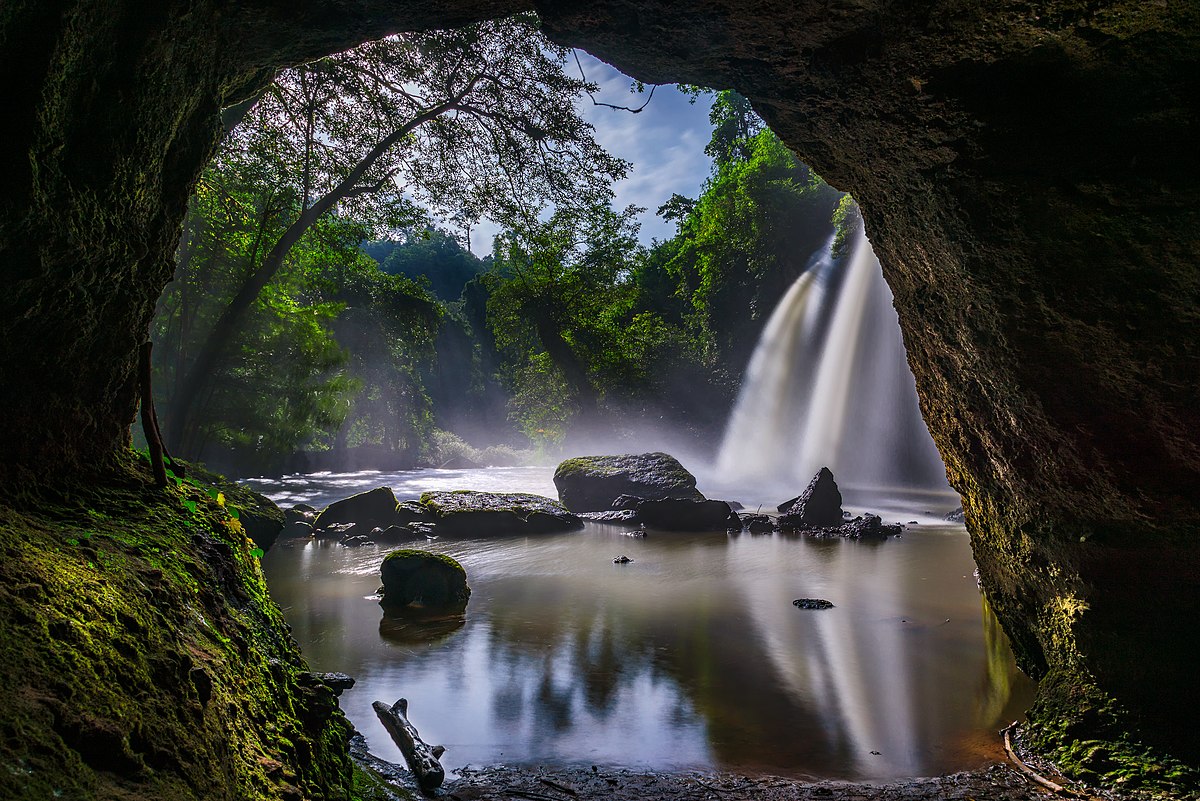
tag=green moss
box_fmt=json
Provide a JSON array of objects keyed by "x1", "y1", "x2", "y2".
[
  {"x1": 1025, "y1": 669, "x2": 1200, "y2": 798},
  {"x1": 380, "y1": 549, "x2": 470, "y2": 610},
  {"x1": 0, "y1": 452, "x2": 354, "y2": 800},
  {"x1": 553, "y1": 456, "x2": 621, "y2": 479}
]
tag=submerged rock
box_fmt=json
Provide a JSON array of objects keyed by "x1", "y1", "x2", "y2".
[
  {"x1": 614, "y1": 496, "x2": 740, "y2": 531},
  {"x1": 793, "y1": 598, "x2": 835, "y2": 610},
  {"x1": 777, "y1": 467, "x2": 844, "y2": 527},
  {"x1": 553, "y1": 452, "x2": 704, "y2": 512},
  {"x1": 313, "y1": 486, "x2": 400, "y2": 532},
  {"x1": 419, "y1": 491, "x2": 583, "y2": 536},
  {"x1": 380, "y1": 550, "x2": 470, "y2": 610}
]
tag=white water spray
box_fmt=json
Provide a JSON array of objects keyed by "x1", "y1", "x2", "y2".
[{"x1": 715, "y1": 228, "x2": 949, "y2": 500}]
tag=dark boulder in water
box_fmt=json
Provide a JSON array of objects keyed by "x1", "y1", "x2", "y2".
[
  {"x1": 782, "y1": 512, "x2": 902, "y2": 540},
  {"x1": 553, "y1": 452, "x2": 704, "y2": 512},
  {"x1": 778, "y1": 467, "x2": 844, "y2": 527},
  {"x1": 738, "y1": 513, "x2": 777, "y2": 533},
  {"x1": 419, "y1": 491, "x2": 583, "y2": 536},
  {"x1": 380, "y1": 550, "x2": 470, "y2": 610},
  {"x1": 614, "y1": 495, "x2": 740, "y2": 532},
  {"x1": 313, "y1": 486, "x2": 399, "y2": 532},
  {"x1": 793, "y1": 598, "x2": 834, "y2": 610}
]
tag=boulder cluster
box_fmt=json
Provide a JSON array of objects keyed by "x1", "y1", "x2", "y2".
[
  {"x1": 556, "y1": 453, "x2": 902, "y2": 539},
  {"x1": 280, "y1": 486, "x2": 583, "y2": 548}
]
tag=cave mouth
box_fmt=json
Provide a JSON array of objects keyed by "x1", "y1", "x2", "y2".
[{"x1": 2, "y1": 0, "x2": 1198, "y2": 795}]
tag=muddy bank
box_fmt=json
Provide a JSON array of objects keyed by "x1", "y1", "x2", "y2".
[{"x1": 355, "y1": 757, "x2": 1055, "y2": 801}]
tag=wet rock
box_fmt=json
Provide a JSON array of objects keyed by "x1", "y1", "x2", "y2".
[
  {"x1": 777, "y1": 468, "x2": 844, "y2": 527},
  {"x1": 783, "y1": 513, "x2": 903, "y2": 539},
  {"x1": 793, "y1": 598, "x2": 834, "y2": 610},
  {"x1": 303, "y1": 671, "x2": 356, "y2": 696},
  {"x1": 553, "y1": 452, "x2": 704, "y2": 512},
  {"x1": 284, "y1": 506, "x2": 316, "y2": 526},
  {"x1": 396, "y1": 500, "x2": 436, "y2": 526},
  {"x1": 726, "y1": 500, "x2": 745, "y2": 511},
  {"x1": 614, "y1": 496, "x2": 740, "y2": 531},
  {"x1": 419, "y1": 491, "x2": 583, "y2": 536},
  {"x1": 340, "y1": 534, "x2": 372, "y2": 548},
  {"x1": 945, "y1": 506, "x2": 966, "y2": 523},
  {"x1": 579, "y1": 509, "x2": 643, "y2": 525},
  {"x1": 613, "y1": 555, "x2": 633, "y2": 564},
  {"x1": 738, "y1": 513, "x2": 777, "y2": 533},
  {"x1": 314, "y1": 521, "x2": 356, "y2": 539},
  {"x1": 291, "y1": 503, "x2": 317, "y2": 514},
  {"x1": 380, "y1": 550, "x2": 471, "y2": 610},
  {"x1": 282, "y1": 520, "x2": 314, "y2": 538},
  {"x1": 313, "y1": 486, "x2": 399, "y2": 533},
  {"x1": 375, "y1": 524, "x2": 417, "y2": 542}
]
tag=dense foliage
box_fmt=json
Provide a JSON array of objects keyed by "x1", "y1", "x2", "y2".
[
  {"x1": 153, "y1": 16, "x2": 624, "y2": 473},
  {"x1": 153, "y1": 65, "x2": 847, "y2": 470}
]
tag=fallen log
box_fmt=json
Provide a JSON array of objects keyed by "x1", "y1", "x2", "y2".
[{"x1": 372, "y1": 698, "x2": 446, "y2": 791}]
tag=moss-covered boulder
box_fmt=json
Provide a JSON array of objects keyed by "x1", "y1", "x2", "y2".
[
  {"x1": 380, "y1": 550, "x2": 471, "y2": 610},
  {"x1": 419, "y1": 491, "x2": 583, "y2": 536},
  {"x1": 553, "y1": 453, "x2": 704, "y2": 512},
  {"x1": 312, "y1": 486, "x2": 399, "y2": 532},
  {"x1": 0, "y1": 458, "x2": 354, "y2": 801}
]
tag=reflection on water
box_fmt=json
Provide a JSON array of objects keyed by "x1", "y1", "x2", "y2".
[{"x1": 259, "y1": 468, "x2": 1034, "y2": 780}]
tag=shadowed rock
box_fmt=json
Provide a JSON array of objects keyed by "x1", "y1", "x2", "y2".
[
  {"x1": 313, "y1": 486, "x2": 399, "y2": 532},
  {"x1": 613, "y1": 495, "x2": 740, "y2": 532},
  {"x1": 420, "y1": 490, "x2": 583, "y2": 536}
]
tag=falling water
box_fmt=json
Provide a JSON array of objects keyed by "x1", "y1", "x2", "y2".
[{"x1": 715, "y1": 228, "x2": 949, "y2": 499}]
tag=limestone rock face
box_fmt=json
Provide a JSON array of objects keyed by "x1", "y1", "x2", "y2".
[
  {"x1": 419, "y1": 490, "x2": 583, "y2": 536},
  {"x1": 553, "y1": 453, "x2": 704, "y2": 512}
]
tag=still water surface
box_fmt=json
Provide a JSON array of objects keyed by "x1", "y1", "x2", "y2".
[{"x1": 252, "y1": 467, "x2": 1034, "y2": 781}]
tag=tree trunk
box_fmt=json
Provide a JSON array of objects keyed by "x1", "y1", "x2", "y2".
[{"x1": 166, "y1": 100, "x2": 461, "y2": 456}]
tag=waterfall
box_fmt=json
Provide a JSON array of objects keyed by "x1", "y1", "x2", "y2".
[{"x1": 714, "y1": 228, "x2": 949, "y2": 500}]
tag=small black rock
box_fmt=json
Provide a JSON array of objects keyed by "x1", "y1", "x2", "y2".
[
  {"x1": 793, "y1": 598, "x2": 834, "y2": 610},
  {"x1": 613, "y1": 555, "x2": 633, "y2": 564}
]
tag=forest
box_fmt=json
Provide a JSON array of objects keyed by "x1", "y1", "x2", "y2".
[{"x1": 148, "y1": 17, "x2": 848, "y2": 476}]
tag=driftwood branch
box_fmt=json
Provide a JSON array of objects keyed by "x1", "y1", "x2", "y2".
[
  {"x1": 373, "y1": 698, "x2": 446, "y2": 791},
  {"x1": 1002, "y1": 721, "x2": 1071, "y2": 795}
]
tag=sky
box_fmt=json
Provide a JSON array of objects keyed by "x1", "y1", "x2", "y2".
[{"x1": 468, "y1": 53, "x2": 717, "y2": 254}]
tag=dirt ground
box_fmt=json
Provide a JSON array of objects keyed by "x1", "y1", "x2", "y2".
[{"x1": 442, "y1": 763, "x2": 1052, "y2": 800}]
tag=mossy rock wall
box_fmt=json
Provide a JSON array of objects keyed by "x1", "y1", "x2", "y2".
[{"x1": 0, "y1": 457, "x2": 355, "y2": 800}]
